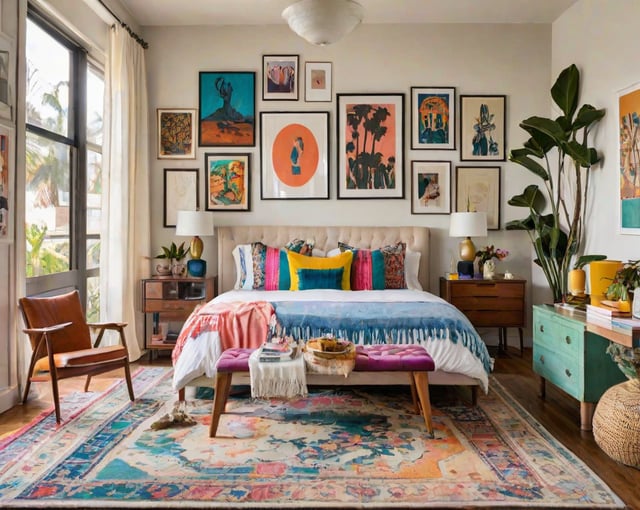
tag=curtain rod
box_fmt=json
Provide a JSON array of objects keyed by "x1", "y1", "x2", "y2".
[{"x1": 97, "y1": 0, "x2": 149, "y2": 49}]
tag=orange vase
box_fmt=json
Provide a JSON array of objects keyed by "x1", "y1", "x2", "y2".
[{"x1": 568, "y1": 269, "x2": 586, "y2": 297}]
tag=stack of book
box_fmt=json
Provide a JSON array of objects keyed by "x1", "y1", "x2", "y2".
[
  {"x1": 610, "y1": 316, "x2": 640, "y2": 336},
  {"x1": 585, "y1": 303, "x2": 631, "y2": 328},
  {"x1": 258, "y1": 342, "x2": 296, "y2": 363}
]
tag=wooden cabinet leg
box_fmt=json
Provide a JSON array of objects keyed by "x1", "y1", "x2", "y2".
[
  {"x1": 539, "y1": 376, "x2": 546, "y2": 399},
  {"x1": 580, "y1": 402, "x2": 595, "y2": 431},
  {"x1": 518, "y1": 327, "x2": 524, "y2": 357}
]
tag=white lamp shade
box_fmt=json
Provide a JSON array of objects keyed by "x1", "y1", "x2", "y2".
[
  {"x1": 449, "y1": 211, "x2": 488, "y2": 238},
  {"x1": 282, "y1": 0, "x2": 364, "y2": 46},
  {"x1": 175, "y1": 210, "x2": 214, "y2": 237}
]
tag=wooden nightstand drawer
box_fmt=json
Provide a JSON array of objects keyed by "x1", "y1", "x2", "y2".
[
  {"x1": 449, "y1": 281, "x2": 524, "y2": 299},
  {"x1": 143, "y1": 299, "x2": 204, "y2": 313}
]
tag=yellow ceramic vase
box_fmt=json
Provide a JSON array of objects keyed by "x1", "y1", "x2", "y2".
[{"x1": 568, "y1": 268, "x2": 586, "y2": 297}]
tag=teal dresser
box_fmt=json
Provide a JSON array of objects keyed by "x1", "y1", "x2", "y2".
[{"x1": 532, "y1": 305, "x2": 626, "y2": 430}]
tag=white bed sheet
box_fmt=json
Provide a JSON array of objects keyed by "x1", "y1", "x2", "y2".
[{"x1": 171, "y1": 289, "x2": 491, "y2": 392}]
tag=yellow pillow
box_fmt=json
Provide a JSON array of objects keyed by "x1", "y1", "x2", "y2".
[{"x1": 287, "y1": 250, "x2": 353, "y2": 290}]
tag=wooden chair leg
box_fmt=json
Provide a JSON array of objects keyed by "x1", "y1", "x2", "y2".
[
  {"x1": 22, "y1": 377, "x2": 32, "y2": 405},
  {"x1": 412, "y1": 371, "x2": 434, "y2": 438},
  {"x1": 123, "y1": 362, "x2": 135, "y2": 401},
  {"x1": 84, "y1": 375, "x2": 92, "y2": 392},
  {"x1": 209, "y1": 372, "x2": 232, "y2": 438},
  {"x1": 50, "y1": 371, "x2": 61, "y2": 425},
  {"x1": 178, "y1": 388, "x2": 186, "y2": 402}
]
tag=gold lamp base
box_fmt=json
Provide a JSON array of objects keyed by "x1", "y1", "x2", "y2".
[
  {"x1": 190, "y1": 235, "x2": 204, "y2": 259},
  {"x1": 459, "y1": 237, "x2": 476, "y2": 262}
]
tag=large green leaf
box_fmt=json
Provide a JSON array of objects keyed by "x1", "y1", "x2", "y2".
[
  {"x1": 572, "y1": 104, "x2": 606, "y2": 131},
  {"x1": 507, "y1": 184, "x2": 545, "y2": 213},
  {"x1": 505, "y1": 217, "x2": 535, "y2": 231},
  {"x1": 574, "y1": 254, "x2": 607, "y2": 270},
  {"x1": 551, "y1": 64, "x2": 579, "y2": 120},
  {"x1": 508, "y1": 151, "x2": 549, "y2": 180},
  {"x1": 565, "y1": 140, "x2": 595, "y2": 167},
  {"x1": 520, "y1": 116, "x2": 568, "y2": 145}
]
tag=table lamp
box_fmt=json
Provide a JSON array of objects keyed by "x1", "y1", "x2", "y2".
[
  {"x1": 175, "y1": 210, "x2": 215, "y2": 277},
  {"x1": 449, "y1": 211, "x2": 487, "y2": 277}
]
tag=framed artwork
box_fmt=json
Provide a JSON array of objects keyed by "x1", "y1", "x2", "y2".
[
  {"x1": 459, "y1": 95, "x2": 506, "y2": 161},
  {"x1": 411, "y1": 161, "x2": 451, "y2": 214},
  {"x1": 337, "y1": 93, "x2": 405, "y2": 199},
  {"x1": 260, "y1": 111, "x2": 329, "y2": 200},
  {"x1": 157, "y1": 108, "x2": 197, "y2": 159},
  {"x1": 163, "y1": 168, "x2": 199, "y2": 228},
  {"x1": 0, "y1": 124, "x2": 14, "y2": 241},
  {"x1": 198, "y1": 71, "x2": 255, "y2": 147},
  {"x1": 618, "y1": 82, "x2": 640, "y2": 234},
  {"x1": 411, "y1": 87, "x2": 455, "y2": 150},
  {"x1": 0, "y1": 34, "x2": 14, "y2": 121},
  {"x1": 305, "y1": 61, "x2": 332, "y2": 102},
  {"x1": 205, "y1": 152, "x2": 250, "y2": 211},
  {"x1": 455, "y1": 166, "x2": 501, "y2": 230},
  {"x1": 263, "y1": 55, "x2": 299, "y2": 101}
]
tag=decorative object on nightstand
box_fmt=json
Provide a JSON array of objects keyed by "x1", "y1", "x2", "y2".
[
  {"x1": 176, "y1": 210, "x2": 214, "y2": 278},
  {"x1": 449, "y1": 211, "x2": 487, "y2": 278},
  {"x1": 475, "y1": 244, "x2": 509, "y2": 279}
]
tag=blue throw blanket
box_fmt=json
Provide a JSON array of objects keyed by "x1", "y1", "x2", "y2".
[{"x1": 271, "y1": 300, "x2": 491, "y2": 373}]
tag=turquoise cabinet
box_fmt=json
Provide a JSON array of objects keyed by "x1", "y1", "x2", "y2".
[{"x1": 532, "y1": 305, "x2": 625, "y2": 430}]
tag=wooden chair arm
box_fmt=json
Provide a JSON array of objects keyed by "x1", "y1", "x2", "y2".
[
  {"x1": 88, "y1": 322, "x2": 128, "y2": 330},
  {"x1": 23, "y1": 322, "x2": 73, "y2": 335}
]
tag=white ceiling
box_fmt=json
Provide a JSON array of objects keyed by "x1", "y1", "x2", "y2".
[{"x1": 118, "y1": 0, "x2": 579, "y2": 27}]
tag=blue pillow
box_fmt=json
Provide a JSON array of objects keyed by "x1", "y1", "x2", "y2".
[{"x1": 297, "y1": 267, "x2": 345, "y2": 290}]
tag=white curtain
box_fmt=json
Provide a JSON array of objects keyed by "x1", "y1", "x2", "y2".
[{"x1": 101, "y1": 25, "x2": 150, "y2": 360}]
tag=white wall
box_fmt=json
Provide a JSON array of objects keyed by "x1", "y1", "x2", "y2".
[
  {"x1": 144, "y1": 23, "x2": 552, "y2": 345},
  {"x1": 553, "y1": 0, "x2": 640, "y2": 274}
]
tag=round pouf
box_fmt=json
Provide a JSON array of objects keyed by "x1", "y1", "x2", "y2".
[{"x1": 592, "y1": 380, "x2": 640, "y2": 468}]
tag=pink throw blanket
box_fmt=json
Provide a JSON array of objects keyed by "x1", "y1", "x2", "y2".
[{"x1": 171, "y1": 301, "x2": 275, "y2": 365}]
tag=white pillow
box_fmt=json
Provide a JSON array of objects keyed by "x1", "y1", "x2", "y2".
[
  {"x1": 405, "y1": 248, "x2": 423, "y2": 291},
  {"x1": 231, "y1": 244, "x2": 254, "y2": 290}
]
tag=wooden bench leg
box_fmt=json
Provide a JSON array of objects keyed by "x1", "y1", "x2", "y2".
[
  {"x1": 412, "y1": 371, "x2": 434, "y2": 438},
  {"x1": 408, "y1": 372, "x2": 420, "y2": 414},
  {"x1": 209, "y1": 372, "x2": 232, "y2": 438}
]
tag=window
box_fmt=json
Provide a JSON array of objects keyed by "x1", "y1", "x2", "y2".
[{"x1": 25, "y1": 12, "x2": 104, "y2": 320}]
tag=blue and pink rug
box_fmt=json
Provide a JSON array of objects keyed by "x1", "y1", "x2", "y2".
[{"x1": 0, "y1": 367, "x2": 624, "y2": 508}]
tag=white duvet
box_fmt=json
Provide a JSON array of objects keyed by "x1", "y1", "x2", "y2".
[{"x1": 171, "y1": 289, "x2": 491, "y2": 392}]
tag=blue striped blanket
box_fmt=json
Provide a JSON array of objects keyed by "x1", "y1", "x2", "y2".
[{"x1": 271, "y1": 300, "x2": 491, "y2": 373}]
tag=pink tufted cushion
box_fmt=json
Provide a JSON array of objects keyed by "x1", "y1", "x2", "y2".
[
  {"x1": 354, "y1": 344, "x2": 435, "y2": 372},
  {"x1": 216, "y1": 348, "x2": 254, "y2": 372}
]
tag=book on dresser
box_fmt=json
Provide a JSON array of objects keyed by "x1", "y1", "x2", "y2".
[{"x1": 586, "y1": 303, "x2": 631, "y2": 322}]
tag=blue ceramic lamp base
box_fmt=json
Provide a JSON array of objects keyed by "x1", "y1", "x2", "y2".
[{"x1": 187, "y1": 259, "x2": 206, "y2": 278}]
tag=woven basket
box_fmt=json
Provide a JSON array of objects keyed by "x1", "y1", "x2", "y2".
[
  {"x1": 592, "y1": 379, "x2": 640, "y2": 468},
  {"x1": 303, "y1": 341, "x2": 356, "y2": 376}
]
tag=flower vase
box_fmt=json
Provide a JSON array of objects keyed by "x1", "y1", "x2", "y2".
[
  {"x1": 483, "y1": 260, "x2": 495, "y2": 280},
  {"x1": 171, "y1": 259, "x2": 187, "y2": 277}
]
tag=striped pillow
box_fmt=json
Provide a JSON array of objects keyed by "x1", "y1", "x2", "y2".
[{"x1": 338, "y1": 242, "x2": 407, "y2": 290}]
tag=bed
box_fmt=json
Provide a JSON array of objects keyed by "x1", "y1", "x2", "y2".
[{"x1": 172, "y1": 225, "x2": 492, "y2": 398}]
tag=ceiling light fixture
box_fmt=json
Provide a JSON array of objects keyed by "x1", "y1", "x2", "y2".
[{"x1": 282, "y1": 0, "x2": 364, "y2": 46}]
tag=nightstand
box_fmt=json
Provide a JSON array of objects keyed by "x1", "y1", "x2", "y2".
[
  {"x1": 439, "y1": 276, "x2": 526, "y2": 355},
  {"x1": 141, "y1": 276, "x2": 216, "y2": 352}
]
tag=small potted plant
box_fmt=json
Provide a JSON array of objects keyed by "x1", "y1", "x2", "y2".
[
  {"x1": 605, "y1": 260, "x2": 640, "y2": 312},
  {"x1": 155, "y1": 242, "x2": 188, "y2": 277}
]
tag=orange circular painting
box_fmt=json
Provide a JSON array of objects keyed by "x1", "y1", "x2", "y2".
[{"x1": 272, "y1": 123, "x2": 319, "y2": 187}]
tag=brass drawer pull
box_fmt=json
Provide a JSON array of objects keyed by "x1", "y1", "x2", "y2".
[
  {"x1": 539, "y1": 324, "x2": 544, "y2": 333},
  {"x1": 539, "y1": 355, "x2": 545, "y2": 364},
  {"x1": 565, "y1": 369, "x2": 572, "y2": 378},
  {"x1": 565, "y1": 335, "x2": 571, "y2": 344}
]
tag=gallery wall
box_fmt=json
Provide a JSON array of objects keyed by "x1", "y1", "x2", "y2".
[{"x1": 143, "y1": 22, "x2": 552, "y2": 320}]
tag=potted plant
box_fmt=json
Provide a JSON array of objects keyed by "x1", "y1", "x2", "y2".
[
  {"x1": 155, "y1": 242, "x2": 188, "y2": 277},
  {"x1": 506, "y1": 64, "x2": 606, "y2": 303},
  {"x1": 605, "y1": 260, "x2": 640, "y2": 306}
]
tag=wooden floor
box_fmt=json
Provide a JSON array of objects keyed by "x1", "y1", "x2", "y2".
[{"x1": 0, "y1": 347, "x2": 638, "y2": 510}]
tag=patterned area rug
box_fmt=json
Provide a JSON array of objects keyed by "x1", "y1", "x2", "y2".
[{"x1": 0, "y1": 367, "x2": 624, "y2": 509}]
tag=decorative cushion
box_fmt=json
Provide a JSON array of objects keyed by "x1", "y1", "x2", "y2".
[
  {"x1": 337, "y1": 242, "x2": 408, "y2": 290},
  {"x1": 287, "y1": 250, "x2": 353, "y2": 291},
  {"x1": 297, "y1": 267, "x2": 344, "y2": 290},
  {"x1": 354, "y1": 344, "x2": 435, "y2": 372},
  {"x1": 216, "y1": 347, "x2": 253, "y2": 372},
  {"x1": 232, "y1": 239, "x2": 315, "y2": 290}
]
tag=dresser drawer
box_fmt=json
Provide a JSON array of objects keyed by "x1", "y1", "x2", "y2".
[
  {"x1": 143, "y1": 299, "x2": 204, "y2": 313},
  {"x1": 533, "y1": 308, "x2": 584, "y2": 360},
  {"x1": 533, "y1": 342, "x2": 585, "y2": 400},
  {"x1": 449, "y1": 281, "x2": 524, "y2": 298}
]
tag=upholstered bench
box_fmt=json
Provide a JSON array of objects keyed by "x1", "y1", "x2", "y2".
[{"x1": 209, "y1": 344, "x2": 435, "y2": 438}]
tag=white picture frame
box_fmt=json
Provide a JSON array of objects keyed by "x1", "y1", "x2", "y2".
[{"x1": 305, "y1": 62, "x2": 332, "y2": 102}]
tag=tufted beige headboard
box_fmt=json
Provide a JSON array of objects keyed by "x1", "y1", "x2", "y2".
[{"x1": 217, "y1": 226, "x2": 430, "y2": 294}]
